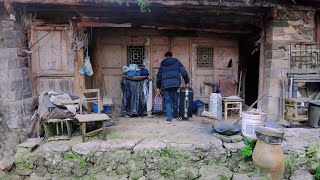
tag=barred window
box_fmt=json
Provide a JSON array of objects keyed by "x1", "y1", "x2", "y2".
[
  {"x1": 197, "y1": 47, "x2": 213, "y2": 68},
  {"x1": 127, "y1": 46, "x2": 145, "y2": 66}
]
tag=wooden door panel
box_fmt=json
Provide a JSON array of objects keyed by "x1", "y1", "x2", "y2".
[
  {"x1": 171, "y1": 38, "x2": 190, "y2": 71},
  {"x1": 37, "y1": 77, "x2": 74, "y2": 94},
  {"x1": 101, "y1": 45, "x2": 123, "y2": 68},
  {"x1": 214, "y1": 47, "x2": 238, "y2": 80},
  {"x1": 103, "y1": 75, "x2": 123, "y2": 106},
  {"x1": 31, "y1": 29, "x2": 74, "y2": 96},
  {"x1": 151, "y1": 45, "x2": 168, "y2": 69}
]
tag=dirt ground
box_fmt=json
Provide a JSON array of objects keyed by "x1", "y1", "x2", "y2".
[
  {"x1": 46, "y1": 114, "x2": 241, "y2": 147},
  {"x1": 106, "y1": 114, "x2": 241, "y2": 144}
]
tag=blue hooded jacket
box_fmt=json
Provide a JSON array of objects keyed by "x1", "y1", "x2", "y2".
[{"x1": 156, "y1": 58, "x2": 189, "y2": 89}]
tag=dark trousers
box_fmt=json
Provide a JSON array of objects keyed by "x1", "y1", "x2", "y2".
[{"x1": 162, "y1": 87, "x2": 179, "y2": 120}]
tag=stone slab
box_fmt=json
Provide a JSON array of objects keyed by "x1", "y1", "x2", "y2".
[
  {"x1": 40, "y1": 144, "x2": 71, "y2": 153},
  {"x1": 99, "y1": 139, "x2": 137, "y2": 151},
  {"x1": 168, "y1": 143, "x2": 195, "y2": 151},
  {"x1": 133, "y1": 139, "x2": 167, "y2": 152},
  {"x1": 72, "y1": 142, "x2": 100, "y2": 156},
  {"x1": 213, "y1": 133, "x2": 243, "y2": 143},
  {"x1": 290, "y1": 169, "x2": 313, "y2": 180},
  {"x1": 199, "y1": 165, "x2": 233, "y2": 180},
  {"x1": 223, "y1": 141, "x2": 245, "y2": 153},
  {"x1": 16, "y1": 138, "x2": 42, "y2": 149},
  {"x1": 233, "y1": 173, "x2": 250, "y2": 180}
]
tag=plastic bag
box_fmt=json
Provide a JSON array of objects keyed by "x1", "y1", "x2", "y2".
[
  {"x1": 153, "y1": 92, "x2": 163, "y2": 112},
  {"x1": 209, "y1": 93, "x2": 222, "y2": 120},
  {"x1": 121, "y1": 79, "x2": 150, "y2": 116},
  {"x1": 79, "y1": 56, "x2": 93, "y2": 76},
  {"x1": 129, "y1": 64, "x2": 138, "y2": 71}
]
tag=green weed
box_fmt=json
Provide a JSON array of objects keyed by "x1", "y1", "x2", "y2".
[
  {"x1": 315, "y1": 164, "x2": 320, "y2": 180},
  {"x1": 156, "y1": 147, "x2": 191, "y2": 160},
  {"x1": 220, "y1": 175, "x2": 229, "y2": 180},
  {"x1": 63, "y1": 152, "x2": 86, "y2": 168},
  {"x1": 240, "y1": 138, "x2": 256, "y2": 160},
  {"x1": 285, "y1": 159, "x2": 292, "y2": 168},
  {"x1": 306, "y1": 147, "x2": 319, "y2": 159},
  {"x1": 21, "y1": 162, "x2": 33, "y2": 169}
]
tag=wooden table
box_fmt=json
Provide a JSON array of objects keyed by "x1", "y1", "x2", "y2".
[
  {"x1": 75, "y1": 114, "x2": 110, "y2": 142},
  {"x1": 223, "y1": 97, "x2": 244, "y2": 120}
]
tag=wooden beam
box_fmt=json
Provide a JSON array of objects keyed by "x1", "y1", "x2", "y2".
[
  {"x1": 157, "y1": 26, "x2": 253, "y2": 34},
  {"x1": 76, "y1": 21, "x2": 132, "y2": 27},
  {"x1": 32, "y1": 25, "x2": 70, "y2": 31}
]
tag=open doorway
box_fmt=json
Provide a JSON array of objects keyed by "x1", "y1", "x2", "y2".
[{"x1": 240, "y1": 36, "x2": 260, "y2": 108}]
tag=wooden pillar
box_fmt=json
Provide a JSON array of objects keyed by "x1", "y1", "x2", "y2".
[
  {"x1": 317, "y1": 13, "x2": 320, "y2": 42},
  {"x1": 257, "y1": 30, "x2": 265, "y2": 109},
  {"x1": 74, "y1": 48, "x2": 85, "y2": 96}
]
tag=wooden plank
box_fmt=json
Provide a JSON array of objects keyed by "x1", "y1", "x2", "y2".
[
  {"x1": 35, "y1": 72, "x2": 74, "y2": 77},
  {"x1": 76, "y1": 114, "x2": 110, "y2": 123},
  {"x1": 77, "y1": 21, "x2": 132, "y2": 28}
]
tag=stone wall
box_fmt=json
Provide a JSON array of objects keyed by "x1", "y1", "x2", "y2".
[
  {"x1": 4, "y1": 129, "x2": 320, "y2": 180},
  {"x1": 7, "y1": 138, "x2": 266, "y2": 180},
  {"x1": 261, "y1": 7, "x2": 316, "y2": 120},
  {"x1": 0, "y1": 7, "x2": 34, "y2": 158}
]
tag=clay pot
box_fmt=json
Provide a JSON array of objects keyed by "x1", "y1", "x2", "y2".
[{"x1": 252, "y1": 140, "x2": 285, "y2": 180}]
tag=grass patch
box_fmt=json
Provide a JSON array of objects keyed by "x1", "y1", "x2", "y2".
[
  {"x1": 21, "y1": 162, "x2": 33, "y2": 169},
  {"x1": 63, "y1": 152, "x2": 86, "y2": 168},
  {"x1": 156, "y1": 147, "x2": 191, "y2": 160},
  {"x1": 220, "y1": 175, "x2": 228, "y2": 180},
  {"x1": 107, "y1": 132, "x2": 123, "y2": 139}
]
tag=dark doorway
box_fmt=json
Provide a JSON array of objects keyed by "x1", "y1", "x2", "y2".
[{"x1": 245, "y1": 49, "x2": 260, "y2": 107}]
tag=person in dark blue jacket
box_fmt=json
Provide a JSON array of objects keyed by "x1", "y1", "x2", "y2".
[{"x1": 156, "y1": 52, "x2": 189, "y2": 124}]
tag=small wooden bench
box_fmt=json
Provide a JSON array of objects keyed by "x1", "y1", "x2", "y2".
[{"x1": 75, "y1": 114, "x2": 110, "y2": 142}]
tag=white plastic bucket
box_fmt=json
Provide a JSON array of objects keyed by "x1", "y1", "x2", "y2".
[{"x1": 242, "y1": 110, "x2": 263, "y2": 139}]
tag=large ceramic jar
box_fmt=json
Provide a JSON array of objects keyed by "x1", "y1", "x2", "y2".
[{"x1": 252, "y1": 127, "x2": 285, "y2": 180}]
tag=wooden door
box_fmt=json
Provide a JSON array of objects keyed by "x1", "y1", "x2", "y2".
[
  {"x1": 171, "y1": 38, "x2": 191, "y2": 87},
  {"x1": 191, "y1": 38, "x2": 239, "y2": 99},
  {"x1": 191, "y1": 44, "x2": 215, "y2": 98},
  {"x1": 97, "y1": 37, "x2": 125, "y2": 107},
  {"x1": 30, "y1": 29, "x2": 74, "y2": 96},
  {"x1": 150, "y1": 37, "x2": 169, "y2": 80}
]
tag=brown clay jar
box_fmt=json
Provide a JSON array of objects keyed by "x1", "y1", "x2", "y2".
[{"x1": 252, "y1": 139, "x2": 285, "y2": 180}]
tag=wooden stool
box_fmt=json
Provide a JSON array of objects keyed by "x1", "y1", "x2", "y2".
[
  {"x1": 76, "y1": 114, "x2": 110, "y2": 142},
  {"x1": 223, "y1": 98, "x2": 244, "y2": 120},
  {"x1": 285, "y1": 98, "x2": 308, "y2": 125}
]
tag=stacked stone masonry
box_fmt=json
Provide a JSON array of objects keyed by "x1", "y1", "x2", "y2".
[
  {"x1": 262, "y1": 7, "x2": 316, "y2": 120},
  {"x1": 3, "y1": 128, "x2": 320, "y2": 180},
  {"x1": 0, "y1": 11, "x2": 34, "y2": 159}
]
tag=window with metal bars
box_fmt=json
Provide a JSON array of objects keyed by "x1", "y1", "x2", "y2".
[
  {"x1": 289, "y1": 43, "x2": 320, "y2": 68},
  {"x1": 197, "y1": 47, "x2": 213, "y2": 68},
  {"x1": 127, "y1": 46, "x2": 145, "y2": 66}
]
